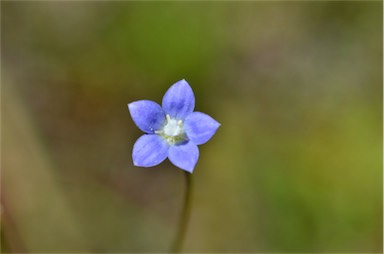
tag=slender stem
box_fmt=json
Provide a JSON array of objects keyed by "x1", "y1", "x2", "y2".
[{"x1": 171, "y1": 171, "x2": 193, "y2": 253}]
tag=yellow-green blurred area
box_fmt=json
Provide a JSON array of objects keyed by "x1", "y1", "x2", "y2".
[{"x1": 1, "y1": 1, "x2": 382, "y2": 253}]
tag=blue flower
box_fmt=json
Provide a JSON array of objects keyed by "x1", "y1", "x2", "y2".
[{"x1": 128, "y1": 79, "x2": 220, "y2": 173}]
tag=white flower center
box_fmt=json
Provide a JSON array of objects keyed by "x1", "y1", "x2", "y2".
[
  {"x1": 163, "y1": 115, "x2": 183, "y2": 136},
  {"x1": 163, "y1": 119, "x2": 182, "y2": 136},
  {"x1": 156, "y1": 115, "x2": 186, "y2": 145}
]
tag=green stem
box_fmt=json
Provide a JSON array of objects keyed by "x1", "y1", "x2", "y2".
[{"x1": 171, "y1": 171, "x2": 193, "y2": 253}]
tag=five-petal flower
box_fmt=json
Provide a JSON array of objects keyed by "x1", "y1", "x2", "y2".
[{"x1": 128, "y1": 79, "x2": 220, "y2": 173}]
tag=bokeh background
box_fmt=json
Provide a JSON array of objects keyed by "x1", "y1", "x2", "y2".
[{"x1": 1, "y1": 1, "x2": 382, "y2": 253}]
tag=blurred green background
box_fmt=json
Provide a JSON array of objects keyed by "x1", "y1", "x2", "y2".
[{"x1": 1, "y1": 1, "x2": 382, "y2": 253}]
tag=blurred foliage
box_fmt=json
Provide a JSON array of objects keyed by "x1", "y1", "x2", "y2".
[{"x1": 1, "y1": 1, "x2": 382, "y2": 253}]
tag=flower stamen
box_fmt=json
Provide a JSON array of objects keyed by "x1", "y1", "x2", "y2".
[{"x1": 158, "y1": 114, "x2": 187, "y2": 145}]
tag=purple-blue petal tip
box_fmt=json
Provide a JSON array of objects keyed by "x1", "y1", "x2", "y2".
[
  {"x1": 132, "y1": 134, "x2": 169, "y2": 167},
  {"x1": 162, "y1": 79, "x2": 195, "y2": 120},
  {"x1": 128, "y1": 100, "x2": 165, "y2": 133},
  {"x1": 184, "y1": 112, "x2": 220, "y2": 145},
  {"x1": 168, "y1": 141, "x2": 199, "y2": 173}
]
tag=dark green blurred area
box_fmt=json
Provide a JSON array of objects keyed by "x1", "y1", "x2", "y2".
[{"x1": 1, "y1": 1, "x2": 382, "y2": 253}]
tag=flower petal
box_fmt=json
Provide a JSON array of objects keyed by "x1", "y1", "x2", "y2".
[
  {"x1": 132, "y1": 134, "x2": 169, "y2": 167},
  {"x1": 128, "y1": 100, "x2": 166, "y2": 133},
  {"x1": 184, "y1": 112, "x2": 220, "y2": 145},
  {"x1": 162, "y1": 79, "x2": 195, "y2": 120},
  {"x1": 168, "y1": 141, "x2": 199, "y2": 173}
]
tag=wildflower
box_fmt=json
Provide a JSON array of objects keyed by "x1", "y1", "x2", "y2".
[{"x1": 128, "y1": 79, "x2": 220, "y2": 173}]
